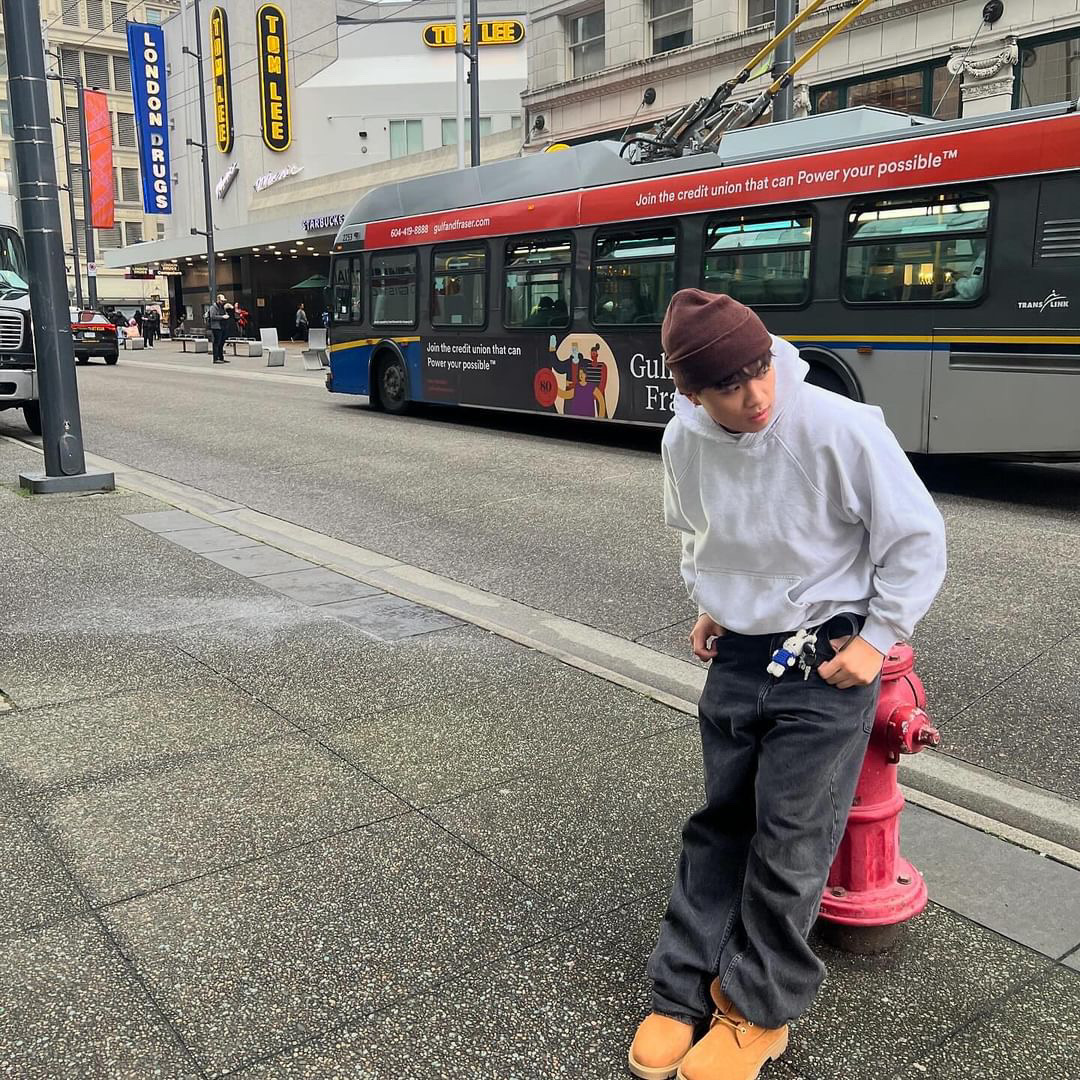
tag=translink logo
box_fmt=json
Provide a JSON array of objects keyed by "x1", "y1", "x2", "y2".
[{"x1": 1017, "y1": 290, "x2": 1070, "y2": 313}]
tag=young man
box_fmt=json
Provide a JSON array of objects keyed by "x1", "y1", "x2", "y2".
[
  {"x1": 629, "y1": 290, "x2": 946, "y2": 1080},
  {"x1": 207, "y1": 294, "x2": 232, "y2": 365}
]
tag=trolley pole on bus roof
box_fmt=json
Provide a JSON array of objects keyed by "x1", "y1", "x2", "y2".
[
  {"x1": 772, "y1": 0, "x2": 796, "y2": 122},
  {"x1": 3, "y1": 0, "x2": 113, "y2": 494},
  {"x1": 469, "y1": 0, "x2": 480, "y2": 166},
  {"x1": 455, "y1": 0, "x2": 466, "y2": 169}
]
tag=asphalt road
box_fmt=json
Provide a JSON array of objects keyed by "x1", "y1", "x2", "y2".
[{"x1": 6, "y1": 356, "x2": 1079, "y2": 801}]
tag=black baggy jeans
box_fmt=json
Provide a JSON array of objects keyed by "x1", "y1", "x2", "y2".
[{"x1": 647, "y1": 621, "x2": 880, "y2": 1030}]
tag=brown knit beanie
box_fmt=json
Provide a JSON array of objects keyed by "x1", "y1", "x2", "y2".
[{"x1": 661, "y1": 289, "x2": 772, "y2": 394}]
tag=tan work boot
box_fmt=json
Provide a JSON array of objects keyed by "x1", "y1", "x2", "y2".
[
  {"x1": 628, "y1": 1012, "x2": 695, "y2": 1079},
  {"x1": 676, "y1": 980, "x2": 788, "y2": 1080}
]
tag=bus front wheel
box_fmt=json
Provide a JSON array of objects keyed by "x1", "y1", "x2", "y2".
[
  {"x1": 806, "y1": 363, "x2": 853, "y2": 399},
  {"x1": 374, "y1": 353, "x2": 410, "y2": 415}
]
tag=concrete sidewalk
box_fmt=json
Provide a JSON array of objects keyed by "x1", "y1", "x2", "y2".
[{"x1": 1, "y1": 438, "x2": 1077, "y2": 1080}]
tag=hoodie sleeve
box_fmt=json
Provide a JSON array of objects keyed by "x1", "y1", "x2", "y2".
[
  {"x1": 662, "y1": 443, "x2": 698, "y2": 602},
  {"x1": 836, "y1": 411, "x2": 947, "y2": 656}
]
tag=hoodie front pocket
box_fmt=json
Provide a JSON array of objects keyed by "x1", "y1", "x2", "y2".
[{"x1": 694, "y1": 567, "x2": 806, "y2": 634}]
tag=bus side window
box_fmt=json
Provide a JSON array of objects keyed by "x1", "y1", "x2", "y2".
[
  {"x1": 844, "y1": 190, "x2": 990, "y2": 304},
  {"x1": 370, "y1": 250, "x2": 418, "y2": 327},
  {"x1": 703, "y1": 210, "x2": 813, "y2": 307},
  {"x1": 432, "y1": 245, "x2": 487, "y2": 327},
  {"x1": 332, "y1": 255, "x2": 363, "y2": 323},
  {"x1": 504, "y1": 235, "x2": 572, "y2": 328},
  {"x1": 592, "y1": 225, "x2": 677, "y2": 326}
]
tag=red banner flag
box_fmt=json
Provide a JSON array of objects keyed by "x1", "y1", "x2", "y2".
[{"x1": 84, "y1": 89, "x2": 115, "y2": 229}]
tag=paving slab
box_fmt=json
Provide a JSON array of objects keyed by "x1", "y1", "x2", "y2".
[
  {"x1": 253, "y1": 566, "x2": 384, "y2": 605},
  {"x1": 1064, "y1": 950, "x2": 1080, "y2": 974},
  {"x1": 894, "y1": 965, "x2": 1080, "y2": 1080},
  {"x1": 901, "y1": 804, "x2": 1080, "y2": 959},
  {"x1": 789, "y1": 905, "x2": 1050, "y2": 1080},
  {"x1": 0, "y1": 630, "x2": 207, "y2": 710},
  {"x1": 228, "y1": 896, "x2": 667, "y2": 1080},
  {"x1": 200, "y1": 544, "x2": 319, "y2": 578},
  {"x1": 0, "y1": 806, "x2": 87, "y2": 936},
  {"x1": 428, "y1": 727, "x2": 700, "y2": 919},
  {"x1": 125, "y1": 509, "x2": 210, "y2": 533},
  {"x1": 159, "y1": 525, "x2": 263, "y2": 553},
  {"x1": 0, "y1": 916, "x2": 199, "y2": 1079},
  {"x1": 321, "y1": 592, "x2": 462, "y2": 640},
  {"x1": 103, "y1": 813, "x2": 551, "y2": 1075},
  {"x1": 36, "y1": 732, "x2": 407, "y2": 904},
  {"x1": 0, "y1": 683, "x2": 291, "y2": 793}
]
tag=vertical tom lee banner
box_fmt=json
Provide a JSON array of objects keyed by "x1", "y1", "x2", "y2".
[
  {"x1": 210, "y1": 7, "x2": 234, "y2": 153},
  {"x1": 125, "y1": 21, "x2": 173, "y2": 213},
  {"x1": 83, "y1": 89, "x2": 115, "y2": 229},
  {"x1": 256, "y1": 3, "x2": 292, "y2": 152}
]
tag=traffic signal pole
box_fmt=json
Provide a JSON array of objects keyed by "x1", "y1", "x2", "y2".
[{"x1": 4, "y1": 0, "x2": 113, "y2": 494}]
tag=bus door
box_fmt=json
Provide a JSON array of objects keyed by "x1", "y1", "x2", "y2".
[{"x1": 927, "y1": 329, "x2": 1080, "y2": 454}]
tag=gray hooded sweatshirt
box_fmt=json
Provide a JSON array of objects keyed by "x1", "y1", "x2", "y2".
[{"x1": 662, "y1": 335, "x2": 947, "y2": 655}]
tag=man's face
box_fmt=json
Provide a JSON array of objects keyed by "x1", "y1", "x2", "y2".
[{"x1": 688, "y1": 361, "x2": 776, "y2": 433}]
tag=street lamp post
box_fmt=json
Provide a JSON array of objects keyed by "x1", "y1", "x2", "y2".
[
  {"x1": 46, "y1": 52, "x2": 83, "y2": 309},
  {"x1": 183, "y1": 0, "x2": 217, "y2": 303},
  {"x1": 2, "y1": 0, "x2": 113, "y2": 493},
  {"x1": 772, "y1": 0, "x2": 796, "y2": 122}
]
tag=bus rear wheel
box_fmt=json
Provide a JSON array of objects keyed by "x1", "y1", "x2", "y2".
[{"x1": 375, "y1": 353, "x2": 410, "y2": 415}]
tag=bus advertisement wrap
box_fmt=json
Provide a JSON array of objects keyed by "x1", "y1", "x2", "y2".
[
  {"x1": 365, "y1": 114, "x2": 1080, "y2": 248},
  {"x1": 125, "y1": 22, "x2": 172, "y2": 214}
]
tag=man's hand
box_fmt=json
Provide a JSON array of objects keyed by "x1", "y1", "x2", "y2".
[
  {"x1": 817, "y1": 635, "x2": 885, "y2": 689},
  {"x1": 690, "y1": 614, "x2": 726, "y2": 661}
]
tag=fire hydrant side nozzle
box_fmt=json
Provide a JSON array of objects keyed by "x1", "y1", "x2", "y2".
[{"x1": 818, "y1": 643, "x2": 939, "y2": 954}]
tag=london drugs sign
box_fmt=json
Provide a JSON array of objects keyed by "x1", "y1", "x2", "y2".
[
  {"x1": 256, "y1": 3, "x2": 291, "y2": 152},
  {"x1": 125, "y1": 22, "x2": 172, "y2": 213}
]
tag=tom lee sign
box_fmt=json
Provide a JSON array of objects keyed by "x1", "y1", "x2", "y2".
[
  {"x1": 210, "y1": 7, "x2": 234, "y2": 154},
  {"x1": 256, "y1": 3, "x2": 291, "y2": 151}
]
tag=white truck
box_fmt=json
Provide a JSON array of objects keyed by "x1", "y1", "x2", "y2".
[{"x1": 0, "y1": 179, "x2": 38, "y2": 435}]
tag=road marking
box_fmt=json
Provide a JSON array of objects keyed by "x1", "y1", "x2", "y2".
[
  {"x1": 116, "y1": 359, "x2": 327, "y2": 389},
  {"x1": 7, "y1": 432, "x2": 1079, "y2": 865}
]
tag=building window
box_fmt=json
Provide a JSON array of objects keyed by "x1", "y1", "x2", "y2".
[
  {"x1": 592, "y1": 225, "x2": 677, "y2": 325},
  {"x1": 62, "y1": 1, "x2": 81, "y2": 27},
  {"x1": 1017, "y1": 30, "x2": 1080, "y2": 108},
  {"x1": 504, "y1": 235, "x2": 572, "y2": 328},
  {"x1": 110, "y1": 2, "x2": 126, "y2": 32},
  {"x1": 844, "y1": 190, "x2": 990, "y2": 304},
  {"x1": 156, "y1": 222, "x2": 165, "y2": 241},
  {"x1": 112, "y1": 55, "x2": 131, "y2": 94},
  {"x1": 440, "y1": 116, "x2": 492, "y2": 146},
  {"x1": 370, "y1": 250, "x2": 418, "y2": 326},
  {"x1": 432, "y1": 245, "x2": 487, "y2": 327},
  {"x1": 704, "y1": 210, "x2": 813, "y2": 306},
  {"x1": 145, "y1": 7, "x2": 163, "y2": 23},
  {"x1": 748, "y1": 1, "x2": 775, "y2": 29},
  {"x1": 83, "y1": 51, "x2": 112, "y2": 90},
  {"x1": 86, "y1": 0, "x2": 105, "y2": 29},
  {"x1": 389, "y1": 119, "x2": 423, "y2": 158},
  {"x1": 568, "y1": 8, "x2": 605, "y2": 78},
  {"x1": 96, "y1": 224, "x2": 122, "y2": 249},
  {"x1": 125, "y1": 221, "x2": 143, "y2": 244},
  {"x1": 65, "y1": 105, "x2": 81, "y2": 142},
  {"x1": 813, "y1": 62, "x2": 960, "y2": 121},
  {"x1": 650, "y1": 0, "x2": 692, "y2": 56},
  {"x1": 60, "y1": 47, "x2": 81, "y2": 80},
  {"x1": 121, "y1": 167, "x2": 140, "y2": 203},
  {"x1": 71, "y1": 169, "x2": 86, "y2": 202},
  {"x1": 0, "y1": 100, "x2": 10, "y2": 139},
  {"x1": 116, "y1": 112, "x2": 136, "y2": 148}
]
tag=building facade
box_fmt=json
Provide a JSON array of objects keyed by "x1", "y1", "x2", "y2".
[
  {"x1": 102, "y1": 0, "x2": 528, "y2": 337},
  {"x1": 521, "y1": 0, "x2": 1080, "y2": 148},
  {"x1": 0, "y1": 0, "x2": 181, "y2": 313}
]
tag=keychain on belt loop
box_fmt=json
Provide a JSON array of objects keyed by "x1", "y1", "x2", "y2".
[{"x1": 767, "y1": 628, "x2": 818, "y2": 680}]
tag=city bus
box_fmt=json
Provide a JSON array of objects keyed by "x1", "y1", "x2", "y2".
[{"x1": 326, "y1": 100, "x2": 1080, "y2": 457}]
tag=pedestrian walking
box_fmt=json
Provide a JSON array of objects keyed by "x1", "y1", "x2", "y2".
[
  {"x1": 143, "y1": 307, "x2": 159, "y2": 348},
  {"x1": 207, "y1": 294, "x2": 232, "y2": 365},
  {"x1": 294, "y1": 302, "x2": 309, "y2": 342},
  {"x1": 628, "y1": 290, "x2": 947, "y2": 1080}
]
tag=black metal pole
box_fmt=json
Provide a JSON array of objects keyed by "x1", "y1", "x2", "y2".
[
  {"x1": 190, "y1": 0, "x2": 217, "y2": 301},
  {"x1": 54, "y1": 103, "x2": 84, "y2": 309},
  {"x1": 772, "y1": 0, "x2": 796, "y2": 122},
  {"x1": 3, "y1": 0, "x2": 112, "y2": 493},
  {"x1": 468, "y1": 0, "x2": 480, "y2": 166},
  {"x1": 73, "y1": 77, "x2": 98, "y2": 308}
]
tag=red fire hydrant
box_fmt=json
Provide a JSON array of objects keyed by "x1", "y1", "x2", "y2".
[{"x1": 818, "y1": 644, "x2": 940, "y2": 953}]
